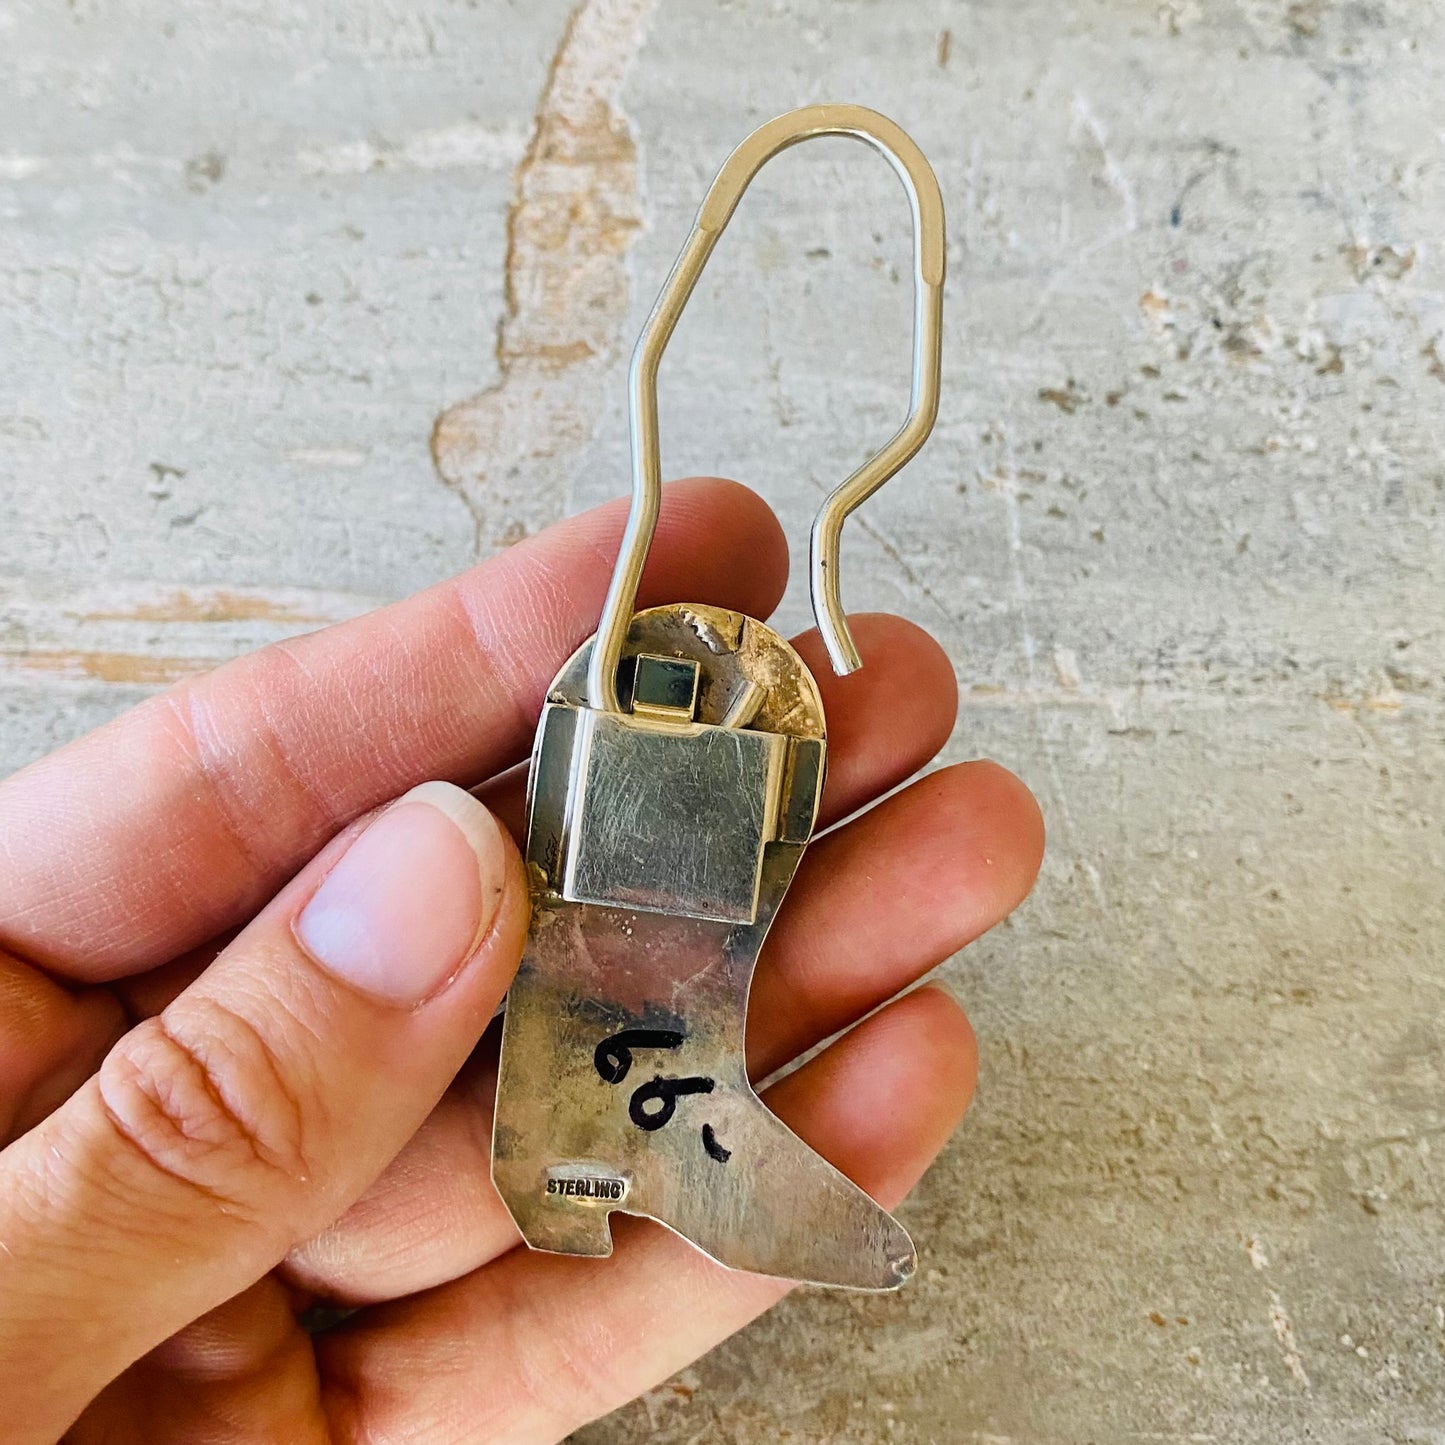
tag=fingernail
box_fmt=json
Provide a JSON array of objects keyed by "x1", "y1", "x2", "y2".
[{"x1": 294, "y1": 782, "x2": 507, "y2": 1005}]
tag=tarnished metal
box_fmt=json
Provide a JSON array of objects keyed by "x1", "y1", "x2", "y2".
[
  {"x1": 491, "y1": 104, "x2": 944, "y2": 1290},
  {"x1": 494, "y1": 605, "x2": 915, "y2": 1288},
  {"x1": 548, "y1": 703, "x2": 790, "y2": 924}
]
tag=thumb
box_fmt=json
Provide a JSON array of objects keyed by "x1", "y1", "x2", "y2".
[{"x1": 0, "y1": 782, "x2": 527, "y2": 1443}]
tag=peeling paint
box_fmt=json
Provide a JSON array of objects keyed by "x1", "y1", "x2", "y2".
[
  {"x1": 2, "y1": 650, "x2": 211, "y2": 686},
  {"x1": 69, "y1": 589, "x2": 330, "y2": 625},
  {"x1": 0, "y1": 581, "x2": 379, "y2": 689},
  {"x1": 430, "y1": 0, "x2": 659, "y2": 552}
]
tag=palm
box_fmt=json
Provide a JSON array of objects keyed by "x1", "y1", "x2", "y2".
[{"x1": 0, "y1": 481, "x2": 1041, "y2": 1444}]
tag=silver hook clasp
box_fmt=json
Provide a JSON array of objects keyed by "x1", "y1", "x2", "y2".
[{"x1": 586, "y1": 103, "x2": 946, "y2": 714}]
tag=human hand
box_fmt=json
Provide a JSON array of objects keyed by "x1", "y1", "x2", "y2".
[{"x1": 0, "y1": 479, "x2": 1043, "y2": 1444}]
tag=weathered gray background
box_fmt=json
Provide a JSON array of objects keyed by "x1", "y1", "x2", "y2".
[{"x1": 3, "y1": 0, "x2": 1443, "y2": 1439}]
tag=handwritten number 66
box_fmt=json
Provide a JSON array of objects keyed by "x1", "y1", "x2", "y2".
[{"x1": 592, "y1": 1028, "x2": 728, "y2": 1160}]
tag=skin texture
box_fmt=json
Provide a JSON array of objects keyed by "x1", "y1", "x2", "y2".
[{"x1": 0, "y1": 479, "x2": 1043, "y2": 1445}]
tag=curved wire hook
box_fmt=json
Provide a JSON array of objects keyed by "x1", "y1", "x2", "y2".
[{"x1": 586, "y1": 103, "x2": 946, "y2": 714}]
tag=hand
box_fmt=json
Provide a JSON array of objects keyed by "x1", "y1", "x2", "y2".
[{"x1": 0, "y1": 479, "x2": 1043, "y2": 1444}]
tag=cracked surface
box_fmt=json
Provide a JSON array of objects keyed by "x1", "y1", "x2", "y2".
[
  {"x1": 2, "y1": 0, "x2": 1444, "y2": 1440},
  {"x1": 431, "y1": 0, "x2": 658, "y2": 552}
]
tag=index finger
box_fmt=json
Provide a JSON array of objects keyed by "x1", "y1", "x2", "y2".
[{"x1": 0, "y1": 479, "x2": 788, "y2": 981}]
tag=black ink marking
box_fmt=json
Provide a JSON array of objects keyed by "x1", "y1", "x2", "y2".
[
  {"x1": 628, "y1": 1074, "x2": 715, "y2": 1132},
  {"x1": 701, "y1": 1123, "x2": 731, "y2": 1163},
  {"x1": 594, "y1": 1028, "x2": 684, "y2": 1085}
]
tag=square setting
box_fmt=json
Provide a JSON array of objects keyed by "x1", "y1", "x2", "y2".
[
  {"x1": 561, "y1": 709, "x2": 786, "y2": 924},
  {"x1": 630, "y1": 653, "x2": 700, "y2": 721}
]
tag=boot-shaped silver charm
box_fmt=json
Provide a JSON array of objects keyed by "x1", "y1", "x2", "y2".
[{"x1": 492, "y1": 104, "x2": 945, "y2": 1290}]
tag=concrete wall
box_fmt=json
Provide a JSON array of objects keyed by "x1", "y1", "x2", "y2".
[{"x1": 2, "y1": 1, "x2": 1442, "y2": 1439}]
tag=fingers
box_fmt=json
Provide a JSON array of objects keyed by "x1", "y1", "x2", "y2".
[
  {"x1": 15, "y1": 608, "x2": 955, "y2": 1069},
  {"x1": 747, "y1": 759, "x2": 1043, "y2": 1078},
  {"x1": 283, "y1": 758, "x2": 1040, "y2": 1308},
  {"x1": 0, "y1": 950, "x2": 124, "y2": 1145},
  {"x1": 471, "y1": 611, "x2": 960, "y2": 842},
  {"x1": 68, "y1": 1280, "x2": 331, "y2": 1445},
  {"x1": 284, "y1": 1042, "x2": 514, "y2": 1306},
  {"x1": 281, "y1": 614, "x2": 967, "y2": 1304},
  {"x1": 790, "y1": 614, "x2": 958, "y2": 827},
  {"x1": 1, "y1": 613, "x2": 954, "y2": 1157},
  {"x1": 0, "y1": 783, "x2": 528, "y2": 1445},
  {"x1": 0, "y1": 478, "x2": 788, "y2": 982},
  {"x1": 316, "y1": 987, "x2": 976, "y2": 1445}
]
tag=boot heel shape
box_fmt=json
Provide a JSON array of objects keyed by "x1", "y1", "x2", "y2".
[
  {"x1": 492, "y1": 605, "x2": 915, "y2": 1289},
  {"x1": 492, "y1": 104, "x2": 946, "y2": 1291}
]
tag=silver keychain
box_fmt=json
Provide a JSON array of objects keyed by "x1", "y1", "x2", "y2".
[{"x1": 492, "y1": 104, "x2": 945, "y2": 1290}]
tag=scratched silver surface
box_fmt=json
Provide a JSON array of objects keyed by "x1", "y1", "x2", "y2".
[
  {"x1": 492, "y1": 602, "x2": 915, "y2": 1290},
  {"x1": 560, "y1": 707, "x2": 786, "y2": 924}
]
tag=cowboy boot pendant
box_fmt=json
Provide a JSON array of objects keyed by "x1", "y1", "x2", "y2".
[{"x1": 492, "y1": 104, "x2": 946, "y2": 1290}]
